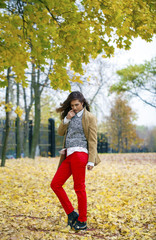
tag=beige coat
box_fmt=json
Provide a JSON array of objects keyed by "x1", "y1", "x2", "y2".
[{"x1": 57, "y1": 108, "x2": 101, "y2": 168}]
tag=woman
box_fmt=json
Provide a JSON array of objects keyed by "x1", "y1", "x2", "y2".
[{"x1": 51, "y1": 91, "x2": 101, "y2": 231}]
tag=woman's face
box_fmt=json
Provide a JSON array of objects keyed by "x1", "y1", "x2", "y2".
[{"x1": 70, "y1": 99, "x2": 83, "y2": 113}]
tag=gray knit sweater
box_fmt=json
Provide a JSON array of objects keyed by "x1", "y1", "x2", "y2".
[{"x1": 65, "y1": 113, "x2": 87, "y2": 149}]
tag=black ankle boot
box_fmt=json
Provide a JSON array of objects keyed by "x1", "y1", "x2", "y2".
[
  {"x1": 73, "y1": 219, "x2": 87, "y2": 231},
  {"x1": 67, "y1": 211, "x2": 79, "y2": 227}
]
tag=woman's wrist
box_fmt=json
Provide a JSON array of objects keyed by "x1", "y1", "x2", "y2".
[{"x1": 64, "y1": 116, "x2": 71, "y2": 124}]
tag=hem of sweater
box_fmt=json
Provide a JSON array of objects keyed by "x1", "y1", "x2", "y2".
[{"x1": 66, "y1": 147, "x2": 88, "y2": 156}]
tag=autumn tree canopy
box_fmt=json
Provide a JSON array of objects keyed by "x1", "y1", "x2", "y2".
[
  {"x1": 110, "y1": 58, "x2": 156, "y2": 108},
  {"x1": 0, "y1": 0, "x2": 155, "y2": 89}
]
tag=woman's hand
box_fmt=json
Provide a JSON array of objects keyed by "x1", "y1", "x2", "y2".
[
  {"x1": 87, "y1": 165, "x2": 94, "y2": 170},
  {"x1": 66, "y1": 110, "x2": 75, "y2": 119}
]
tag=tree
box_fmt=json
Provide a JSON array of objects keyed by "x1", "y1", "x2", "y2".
[
  {"x1": 15, "y1": 82, "x2": 21, "y2": 158},
  {"x1": 29, "y1": 60, "x2": 54, "y2": 158},
  {"x1": 106, "y1": 96, "x2": 140, "y2": 152},
  {"x1": 1, "y1": 0, "x2": 156, "y2": 165},
  {"x1": 110, "y1": 57, "x2": 156, "y2": 108},
  {"x1": 23, "y1": 79, "x2": 35, "y2": 157},
  {"x1": 0, "y1": 0, "x2": 156, "y2": 86},
  {"x1": 1, "y1": 68, "x2": 11, "y2": 167}
]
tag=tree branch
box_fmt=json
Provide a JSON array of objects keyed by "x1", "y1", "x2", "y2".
[
  {"x1": 128, "y1": 90, "x2": 156, "y2": 109},
  {"x1": 40, "y1": 59, "x2": 53, "y2": 94},
  {"x1": 38, "y1": 0, "x2": 61, "y2": 26}
]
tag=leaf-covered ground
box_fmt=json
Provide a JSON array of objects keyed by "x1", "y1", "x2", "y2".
[{"x1": 0, "y1": 153, "x2": 156, "y2": 240}]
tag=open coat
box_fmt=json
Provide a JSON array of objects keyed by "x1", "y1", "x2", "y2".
[{"x1": 57, "y1": 108, "x2": 101, "y2": 168}]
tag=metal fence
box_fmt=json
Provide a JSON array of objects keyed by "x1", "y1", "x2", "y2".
[
  {"x1": 97, "y1": 133, "x2": 108, "y2": 153},
  {"x1": 0, "y1": 119, "x2": 108, "y2": 159},
  {"x1": 0, "y1": 119, "x2": 25, "y2": 158},
  {"x1": 0, "y1": 119, "x2": 64, "y2": 158}
]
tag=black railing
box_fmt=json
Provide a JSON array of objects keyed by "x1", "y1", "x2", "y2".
[{"x1": 0, "y1": 118, "x2": 108, "y2": 159}]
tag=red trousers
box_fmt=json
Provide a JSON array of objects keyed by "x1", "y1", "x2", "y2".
[{"x1": 51, "y1": 152, "x2": 88, "y2": 222}]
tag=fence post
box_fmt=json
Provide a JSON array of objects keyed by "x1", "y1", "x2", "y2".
[
  {"x1": 48, "y1": 118, "x2": 55, "y2": 157},
  {"x1": 29, "y1": 120, "x2": 33, "y2": 156},
  {"x1": 15, "y1": 118, "x2": 21, "y2": 158}
]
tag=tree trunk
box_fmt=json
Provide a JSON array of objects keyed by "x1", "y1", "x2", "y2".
[
  {"x1": 30, "y1": 67, "x2": 41, "y2": 158},
  {"x1": 117, "y1": 130, "x2": 122, "y2": 153},
  {"x1": 1, "y1": 68, "x2": 11, "y2": 167},
  {"x1": 23, "y1": 87, "x2": 30, "y2": 157},
  {"x1": 23, "y1": 77, "x2": 35, "y2": 157},
  {"x1": 16, "y1": 82, "x2": 21, "y2": 158},
  {"x1": 23, "y1": 110, "x2": 29, "y2": 157}
]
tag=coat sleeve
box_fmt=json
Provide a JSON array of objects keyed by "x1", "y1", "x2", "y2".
[
  {"x1": 57, "y1": 121, "x2": 68, "y2": 136},
  {"x1": 88, "y1": 115, "x2": 98, "y2": 164}
]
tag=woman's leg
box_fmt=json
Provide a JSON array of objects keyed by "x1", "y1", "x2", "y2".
[
  {"x1": 70, "y1": 152, "x2": 88, "y2": 222},
  {"x1": 51, "y1": 157, "x2": 74, "y2": 215}
]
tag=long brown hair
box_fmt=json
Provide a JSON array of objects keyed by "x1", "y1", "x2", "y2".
[{"x1": 56, "y1": 91, "x2": 90, "y2": 120}]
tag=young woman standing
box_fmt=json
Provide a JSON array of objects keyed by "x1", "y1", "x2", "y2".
[{"x1": 51, "y1": 91, "x2": 100, "y2": 231}]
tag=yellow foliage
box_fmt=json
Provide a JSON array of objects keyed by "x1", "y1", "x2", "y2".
[
  {"x1": 71, "y1": 75, "x2": 83, "y2": 84},
  {"x1": 0, "y1": 153, "x2": 156, "y2": 239},
  {"x1": 1, "y1": 0, "x2": 155, "y2": 90},
  {"x1": 106, "y1": 97, "x2": 139, "y2": 152},
  {"x1": 14, "y1": 106, "x2": 23, "y2": 119},
  {"x1": 4, "y1": 102, "x2": 13, "y2": 112}
]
